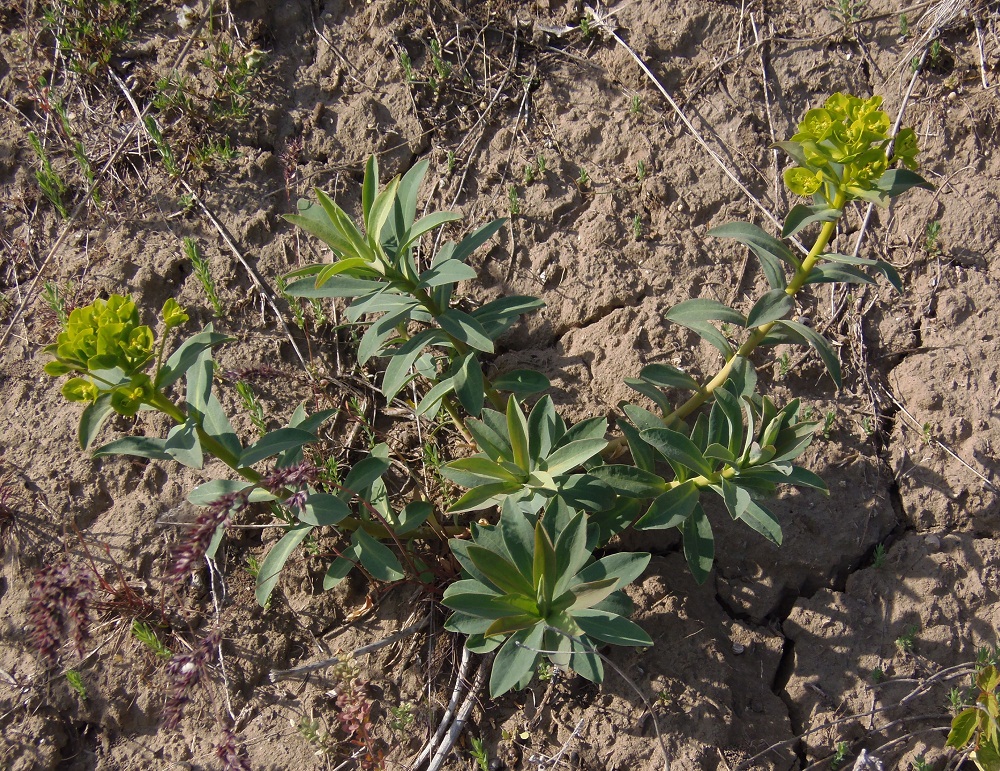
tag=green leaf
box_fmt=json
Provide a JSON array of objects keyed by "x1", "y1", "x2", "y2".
[
  {"x1": 79, "y1": 394, "x2": 114, "y2": 450},
  {"x1": 157, "y1": 330, "x2": 231, "y2": 390},
  {"x1": 240, "y1": 427, "x2": 316, "y2": 467},
  {"x1": 664, "y1": 298, "x2": 747, "y2": 327},
  {"x1": 283, "y1": 274, "x2": 384, "y2": 299},
  {"x1": 255, "y1": 524, "x2": 313, "y2": 605},
  {"x1": 365, "y1": 178, "x2": 401, "y2": 251},
  {"x1": 400, "y1": 211, "x2": 463, "y2": 253},
  {"x1": 187, "y1": 479, "x2": 272, "y2": 505},
  {"x1": 362, "y1": 156, "x2": 378, "y2": 224},
  {"x1": 454, "y1": 351, "x2": 485, "y2": 417},
  {"x1": 682, "y1": 504, "x2": 714, "y2": 584},
  {"x1": 782, "y1": 465, "x2": 829, "y2": 492},
  {"x1": 574, "y1": 609, "x2": 652, "y2": 647},
  {"x1": 947, "y1": 707, "x2": 980, "y2": 749},
  {"x1": 663, "y1": 313, "x2": 734, "y2": 359},
  {"x1": 640, "y1": 428, "x2": 714, "y2": 476},
  {"x1": 573, "y1": 551, "x2": 650, "y2": 591},
  {"x1": 451, "y1": 218, "x2": 506, "y2": 263},
  {"x1": 876, "y1": 168, "x2": 933, "y2": 198},
  {"x1": 553, "y1": 511, "x2": 590, "y2": 594},
  {"x1": 872, "y1": 260, "x2": 903, "y2": 293},
  {"x1": 544, "y1": 439, "x2": 608, "y2": 476},
  {"x1": 620, "y1": 402, "x2": 664, "y2": 432},
  {"x1": 448, "y1": 481, "x2": 522, "y2": 513},
  {"x1": 202, "y1": 391, "x2": 242, "y2": 460},
  {"x1": 354, "y1": 528, "x2": 405, "y2": 582},
  {"x1": 93, "y1": 436, "x2": 171, "y2": 461},
  {"x1": 493, "y1": 369, "x2": 550, "y2": 395},
  {"x1": 746, "y1": 289, "x2": 793, "y2": 328},
  {"x1": 417, "y1": 258, "x2": 478, "y2": 288},
  {"x1": 322, "y1": 556, "x2": 354, "y2": 590},
  {"x1": 506, "y1": 395, "x2": 530, "y2": 471},
  {"x1": 532, "y1": 519, "x2": 558, "y2": 600},
  {"x1": 396, "y1": 500, "x2": 432, "y2": 535},
  {"x1": 820, "y1": 252, "x2": 878, "y2": 266},
  {"x1": 471, "y1": 295, "x2": 545, "y2": 330},
  {"x1": 381, "y1": 329, "x2": 447, "y2": 402},
  {"x1": 772, "y1": 140, "x2": 809, "y2": 168},
  {"x1": 805, "y1": 264, "x2": 875, "y2": 285},
  {"x1": 497, "y1": 499, "x2": 534, "y2": 577},
  {"x1": 466, "y1": 545, "x2": 534, "y2": 596},
  {"x1": 556, "y1": 474, "x2": 616, "y2": 512},
  {"x1": 357, "y1": 303, "x2": 416, "y2": 364},
  {"x1": 709, "y1": 221, "x2": 796, "y2": 289},
  {"x1": 636, "y1": 481, "x2": 700, "y2": 529},
  {"x1": 782, "y1": 204, "x2": 842, "y2": 237},
  {"x1": 446, "y1": 456, "x2": 521, "y2": 483},
  {"x1": 619, "y1": 422, "x2": 656, "y2": 473},
  {"x1": 568, "y1": 577, "x2": 618, "y2": 610},
  {"x1": 638, "y1": 363, "x2": 700, "y2": 391},
  {"x1": 490, "y1": 625, "x2": 544, "y2": 697},
  {"x1": 589, "y1": 465, "x2": 667, "y2": 498},
  {"x1": 341, "y1": 454, "x2": 391, "y2": 497},
  {"x1": 315, "y1": 257, "x2": 378, "y2": 288},
  {"x1": 773, "y1": 319, "x2": 842, "y2": 388},
  {"x1": 438, "y1": 309, "x2": 495, "y2": 353},
  {"x1": 466, "y1": 413, "x2": 511, "y2": 461},
  {"x1": 624, "y1": 377, "x2": 672, "y2": 414},
  {"x1": 738, "y1": 499, "x2": 782, "y2": 545},
  {"x1": 415, "y1": 377, "x2": 455, "y2": 418},
  {"x1": 165, "y1": 419, "x2": 203, "y2": 469},
  {"x1": 397, "y1": 158, "x2": 429, "y2": 229},
  {"x1": 298, "y1": 493, "x2": 351, "y2": 526}
]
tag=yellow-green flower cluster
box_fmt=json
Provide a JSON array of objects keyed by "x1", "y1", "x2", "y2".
[
  {"x1": 45, "y1": 295, "x2": 188, "y2": 415},
  {"x1": 782, "y1": 93, "x2": 919, "y2": 200}
]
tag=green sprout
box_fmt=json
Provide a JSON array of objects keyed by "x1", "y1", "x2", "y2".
[
  {"x1": 131, "y1": 620, "x2": 172, "y2": 660},
  {"x1": 872, "y1": 543, "x2": 887, "y2": 568},
  {"x1": 184, "y1": 238, "x2": 225, "y2": 317},
  {"x1": 65, "y1": 669, "x2": 87, "y2": 701},
  {"x1": 508, "y1": 184, "x2": 521, "y2": 216}
]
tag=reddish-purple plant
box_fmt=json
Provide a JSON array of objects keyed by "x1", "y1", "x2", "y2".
[
  {"x1": 162, "y1": 628, "x2": 221, "y2": 729},
  {"x1": 27, "y1": 556, "x2": 96, "y2": 665},
  {"x1": 215, "y1": 725, "x2": 252, "y2": 771}
]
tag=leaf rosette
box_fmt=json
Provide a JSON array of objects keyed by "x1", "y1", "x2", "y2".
[{"x1": 443, "y1": 499, "x2": 651, "y2": 696}]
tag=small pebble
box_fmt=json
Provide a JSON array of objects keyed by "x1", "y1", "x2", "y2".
[
  {"x1": 732, "y1": 642, "x2": 746, "y2": 654},
  {"x1": 924, "y1": 534, "x2": 942, "y2": 552}
]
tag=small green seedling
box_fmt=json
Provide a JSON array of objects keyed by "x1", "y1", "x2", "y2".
[
  {"x1": 42, "y1": 280, "x2": 72, "y2": 328},
  {"x1": 65, "y1": 669, "x2": 87, "y2": 701},
  {"x1": 822, "y1": 410, "x2": 837, "y2": 439},
  {"x1": 235, "y1": 381, "x2": 267, "y2": 435},
  {"x1": 912, "y1": 754, "x2": 931, "y2": 771},
  {"x1": 579, "y1": 14, "x2": 592, "y2": 38},
  {"x1": 399, "y1": 51, "x2": 414, "y2": 82},
  {"x1": 872, "y1": 543, "x2": 887, "y2": 568},
  {"x1": 830, "y1": 740, "x2": 850, "y2": 769},
  {"x1": 870, "y1": 666, "x2": 885, "y2": 683},
  {"x1": 777, "y1": 351, "x2": 791, "y2": 379},
  {"x1": 28, "y1": 132, "x2": 69, "y2": 218},
  {"x1": 469, "y1": 736, "x2": 490, "y2": 771},
  {"x1": 899, "y1": 14, "x2": 909, "y2": 39},
  {"x1": 829, "y1": 0, "x2": 865, "y2": 39},
  {"x1": 636, "y1": 159, "x2": 647, "y2": 182},
  {"x1": 131, "y1": 620, "x2": 172, "y2": 659},
  {"x1": 388, "y1": 702, "x2": 415, "y2": 732},
  {"x1": 184, "y1": 238, "x2": 224, "y2": 317},
  {"x1": 508, "y1": 185, "x2": 521, "y2": 216},
  {"x1": 924, "y1": 220, "x2": 942, "y2": 257},
  {"x1": 629, "y1": 94, "x2": 642, "y2": 115},
  {"x1": 577, "y1": 167, "x2": 591, "y2": 187},
  {"x1": 896, "y1": 624, "x2": 919, "y2": 653},
  {"x1": 632, "y1": 213, "x2": 643, "y2": 240}
]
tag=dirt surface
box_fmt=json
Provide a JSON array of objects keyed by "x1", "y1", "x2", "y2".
[{"x1": 2, "y1": 0, "x2": 999, "y2": 769}]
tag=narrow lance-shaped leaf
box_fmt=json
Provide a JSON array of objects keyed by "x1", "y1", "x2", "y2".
[{"x1": 773, "y1": 319, "x2": 842, "y2": 388}]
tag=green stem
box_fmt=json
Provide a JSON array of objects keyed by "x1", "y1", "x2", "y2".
[{"x1": 664, "y1": 190, "x2": 847, "y2": 424}]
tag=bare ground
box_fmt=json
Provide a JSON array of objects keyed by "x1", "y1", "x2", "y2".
[{"x1": 1, "y1": 0, "x2": 999, "y2": 769}]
